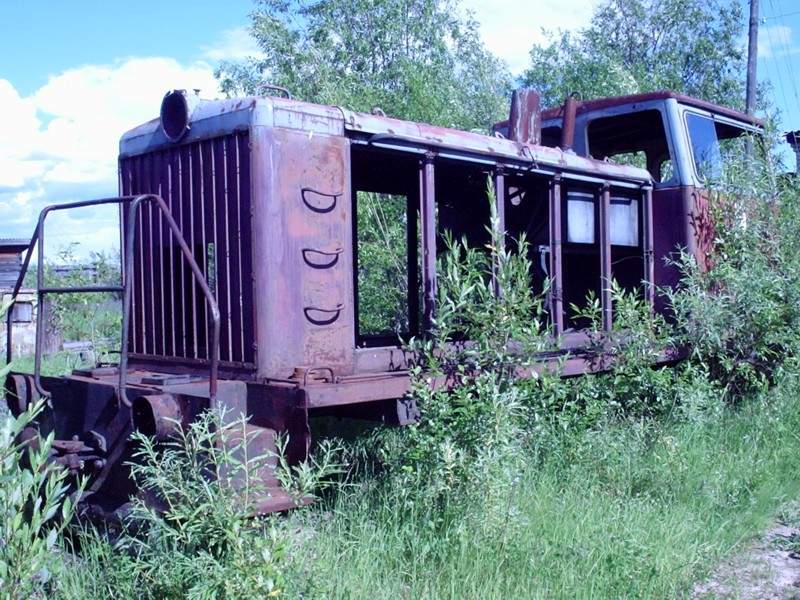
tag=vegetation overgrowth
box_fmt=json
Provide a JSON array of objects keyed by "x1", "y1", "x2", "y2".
[
  {"x1": 2, "y1": 0, "x2": 799, "y2": 596},
  {"x1": 2, "y1": 143, "x2": 800, "y2": 598}
]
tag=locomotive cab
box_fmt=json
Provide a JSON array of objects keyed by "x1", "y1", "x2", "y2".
[{"x1": 504, "y1": 92, "x2": 765, "y2": 308}]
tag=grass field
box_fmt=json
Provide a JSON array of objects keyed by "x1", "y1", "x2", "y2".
[{"x1": 291, "y1": 375, "x2": 800, "y2": 598}]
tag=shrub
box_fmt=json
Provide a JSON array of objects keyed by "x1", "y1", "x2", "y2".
[
  {"x1": 57, "y1": 410, "x2": 341, "y2": 599},
  {"x1": 0, "y1": 297, "x2": 82, "y2": 600},
  {"x1": 666, "y1": 155, "x2": 800, "y2": 400}
]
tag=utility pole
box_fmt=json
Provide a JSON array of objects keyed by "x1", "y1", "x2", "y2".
[{"x1": 746, "y1": 0, "x2": 760, "y2": 115}]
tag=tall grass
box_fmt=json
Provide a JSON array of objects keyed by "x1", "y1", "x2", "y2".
[
  {"x1": 297, "y1": 372, "x2": 800, "y2": 598},
  {"x1": 6, "y1": 159, "x2": 800, "y2": 598}
]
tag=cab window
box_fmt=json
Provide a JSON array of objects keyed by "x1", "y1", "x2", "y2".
[
  {"x1": 587, "y1": 109, "x2": 676, "y2": 186},
  {"x1": 685, "y1": 113, "x2": 752, "y2": 182}
]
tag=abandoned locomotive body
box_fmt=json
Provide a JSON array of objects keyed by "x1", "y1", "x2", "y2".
[{"x1": 5, "y1": 90, "x2": 661, "y2": 515}]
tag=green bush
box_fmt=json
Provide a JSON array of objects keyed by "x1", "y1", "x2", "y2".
[
  {"x1": 56, "y1": 410, "x2": 341, "y2": 599},
  {"x1": 0, "y1": 404, "x2": 80, "y2": 599},
  {"x1": 666, "y1": 157, "x2": 800, "y2": 401},
  {"x1": 0, "y1": 297, "x2": 83, "y2": 600}
]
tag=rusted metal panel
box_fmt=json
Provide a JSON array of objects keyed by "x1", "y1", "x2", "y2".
[
  {"x1": 120, "y1": 132, "x2": 255, "y2": 368},
  {"x1": 340, "y1": 108, "x2": 650, "y2": 186},
  {"x1": 252, "y1": 126, "x2": 354, "y2": 378},
  {"x1": 507, "y1": 89, "x2": 541, "y2": 145}
]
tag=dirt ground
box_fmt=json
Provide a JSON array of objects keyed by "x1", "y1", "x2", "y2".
[{"x1": 694, "y1": 524, "x2": 800, "y2": 599}]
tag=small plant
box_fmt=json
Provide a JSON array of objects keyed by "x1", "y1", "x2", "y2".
[
  {"x1": 59, "y1": 410, "x2": 342, "y2": 599},
  {"x1": 0, "y1": 297, "x2": 82, "y2": 599},
  {"x1": 0, "y1": 399, "x2": 81, "y2": 599}
]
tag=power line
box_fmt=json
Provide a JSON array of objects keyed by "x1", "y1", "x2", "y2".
[
  {"x1": 761, "y1": 4, "x2": 793, "y2": 116},
  {"x1": 767, "y1": 0, "x2": 800, "y2": 115},
  {"x1": 763, "y1": 10, "x2": 800, "y2": 20}
]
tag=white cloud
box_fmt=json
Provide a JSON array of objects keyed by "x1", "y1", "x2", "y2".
[
  {"x1": 0, "y1": 5, "x2": 599, "y2": 254},
  {"x1": 760, "y1": 25, "x2": 800, "y2": 59},
  {"x1": 0, "y1": 57, "x2": 220, "y2": 254},
  {"x1": 461, "y1": 0, "x2": 600, "y2": 74},
  {"x1": 201, "y1": 26, "x2": 264, "y2": 62}
]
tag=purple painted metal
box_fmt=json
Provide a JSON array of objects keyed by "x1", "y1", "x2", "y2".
[
  {"x1": 599, "y1": 184, "x2": 612, "y2": 331},
  {"x1": 549, "y1": 175, "x2": 564, "y2": 334},
  {"x1": 540, "y1": 90, "x2": 764, "y2": 128}
]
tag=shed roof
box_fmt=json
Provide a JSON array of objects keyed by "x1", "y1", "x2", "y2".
[{"x1": 0, "y1": 239, "x2": 30, "y2": 254}]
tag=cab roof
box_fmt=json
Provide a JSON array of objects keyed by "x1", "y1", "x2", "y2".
[{"x1": 541, "y1": 91, "x2": 764, "y2": 129}]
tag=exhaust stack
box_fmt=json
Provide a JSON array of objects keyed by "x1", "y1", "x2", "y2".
[{"x1": 507, "y1": 88, "x2": 542, "y2": 145}]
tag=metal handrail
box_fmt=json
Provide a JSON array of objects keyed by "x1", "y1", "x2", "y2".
[
  {"x1": 118, "y1": 195, "x2": 220, "y2": 406},
  {"x1": 6, "y1": 194, "x2": 221, "y2": 407}
]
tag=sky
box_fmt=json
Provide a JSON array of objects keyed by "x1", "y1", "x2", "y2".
[{"x1": 1, "y1": 0, "x2": 799, "y2": 256}]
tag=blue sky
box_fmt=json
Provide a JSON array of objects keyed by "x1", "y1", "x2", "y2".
[
  {"x1": 0, "y1": 1, "x2": 255, "y2": 96},
  {"x1": 1, "y1": 0, "x2": 799, "y2": 255}
]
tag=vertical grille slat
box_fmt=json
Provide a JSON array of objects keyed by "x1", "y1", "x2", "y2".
[
  {"x1": 153, "y1": 151, "x2": 166, "y2": 357},
  {"x1": 225, "y1": 135, "x2": 244, "y2": 363},
  {"x1": 212, "y1": 137, "x2": 232, "y2": 364},
  {"x1": 164, "y1": 151, "x2": 177, "y2": 358},
  {"x1": 121, "y1": 131, "x2": 253, "y2": 367},
  {"x1": 177, "y1": 146, "x2": 192, "y2": 358},
  {"x1": 135, "y1": 157, "x2": 153, "y2": 354},
  {"x1": 237, "y1": 132, "x2": 254, "y2": 361},
  {"x1": 190, "y1": 143, "x2": 208, "y2": 359}
]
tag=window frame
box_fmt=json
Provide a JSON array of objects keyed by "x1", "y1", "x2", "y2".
[
  {"x1": 681, "y1": 108, "x2": 761, "y2": 184},
  {"x1": 582, "y1": 103, "x2": 680, "y2": 189}
]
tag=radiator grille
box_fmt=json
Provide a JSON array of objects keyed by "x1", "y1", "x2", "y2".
[{"x1": 120, "y1": 131, "x2": 254, "y2": 366}]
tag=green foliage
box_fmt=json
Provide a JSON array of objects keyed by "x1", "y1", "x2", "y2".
[
  {"x1": 0, "y1": 400, "x2": 81, "y2": 600},
  {"x1": 523, "y1": 0, "x2": 746, "y2": 108},
  {"x1": 355, "y1": 191, "x2": 412, "y2": 336},
  {"x1": 666, "y1": 155, "x2": 800, "y2": 401},
  {"x1": 30, "y1": 244, "x2": 121, "y2": 360},
  {"x1": 378, "y1": 186, "x2": 550, "y2": 509},
  {"x1": 56, "y1": 410, "x2": 341, "y2": 599},
  {"x1": 567, "y1": 281, "x2": 677, "y2": 422},
  {"x1": 300, "y1": 377, "x2": 800, "y2": 598},
  {"x1": 216, "y1": 0, "x2": 510, "y2": 130}
]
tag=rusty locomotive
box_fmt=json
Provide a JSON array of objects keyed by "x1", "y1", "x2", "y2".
[{"x1": 3, "y1": 87, "x2": 762, "y2": 514}]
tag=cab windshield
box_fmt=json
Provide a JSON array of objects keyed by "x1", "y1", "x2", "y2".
[{"x1": 685, "y1": 113, "x2": 755, "y2": 181}]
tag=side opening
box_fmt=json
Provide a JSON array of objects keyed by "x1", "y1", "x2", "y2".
[
  {"x1": 503, "y1": 172, "x2": 551, "y2": 314},
  {"x1": 610, "y1": 191, "x2": 646, "y2": 309},
  {"x1": 352, "y1": 146, "x2": 421, "y2": 347},
  {"x1": 561, "y1": 184, "x2": 602, "y2": 329}
]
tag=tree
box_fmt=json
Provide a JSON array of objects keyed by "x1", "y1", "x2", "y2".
[
  {"x1": 215, "y1": 0, "x2": 511, "y2": 131},
  {"x1": 523, "y1": 0, "x2": 746, "y2": 109}
]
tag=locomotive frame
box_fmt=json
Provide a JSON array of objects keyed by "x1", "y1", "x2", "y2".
[{"x1": 4, "y1": 87, "x2": 729, "y2": 514}]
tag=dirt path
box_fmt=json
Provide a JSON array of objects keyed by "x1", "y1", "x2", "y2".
[{"x1": 694, "y1": 524, "x2": 800, "y2": 599}]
